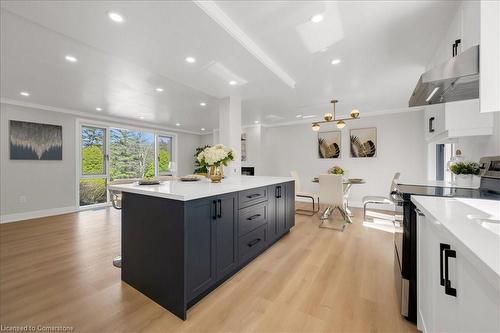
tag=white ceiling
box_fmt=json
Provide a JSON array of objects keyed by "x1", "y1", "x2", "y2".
[{"x1": 0, "y1": 1, "x2": 458, "y2": 133}]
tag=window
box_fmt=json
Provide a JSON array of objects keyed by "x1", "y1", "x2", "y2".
[
  {"x1": 109, "y1": 128, "x2": 155, "y2": 180},
  {"x1": 80, "y1": 126, "x2": 107, "y2": 206},
  {"x1": 78, "y1": 122, "x2": 176, "y2": 207}
]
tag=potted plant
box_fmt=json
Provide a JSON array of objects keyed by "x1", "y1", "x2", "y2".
[
  {"x1": 328, "y1": 165, "x2": 345, "y2": 175},
  {"x1": 450, "y1": 161, "x2": 480, "y2": 187},
  {"x1": 197, "y1": 144, "x2": 234, "y2": 183}
]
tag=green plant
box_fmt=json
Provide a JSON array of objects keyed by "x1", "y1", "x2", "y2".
[
  {"x1": 328, "y1": 165, "x2": 345, "y2": 175},
  {"x1": 450, "y1": 161, "x2": 480, "y2": 175}
]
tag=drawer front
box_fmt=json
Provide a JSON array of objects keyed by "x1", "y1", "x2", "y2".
[
  {"x1": 238, "y1": 186, "x2": 268, "y2": 209},
  {"x1": 239, "y1": 224, "x2": 268, "y2": 263},
  {"x1": 238, "y1": 202, "x2": 267, "y2": 236}
]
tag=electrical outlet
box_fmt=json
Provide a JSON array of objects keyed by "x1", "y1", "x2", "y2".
[{"x1": 19, "y1": 196, "x2": 27, "y2": 204}]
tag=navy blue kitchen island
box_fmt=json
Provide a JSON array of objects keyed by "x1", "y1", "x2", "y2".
[{"x1": 109, "y1": 176, "x2": 295, "y2": 320}]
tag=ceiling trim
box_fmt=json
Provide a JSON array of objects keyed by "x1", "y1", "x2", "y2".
[
  {"x1": 193, "y1": 0, "x2": 296, "y2": 88},
  {"x1": 0, "y1": 98, "x2": 204, "y2": 136}
]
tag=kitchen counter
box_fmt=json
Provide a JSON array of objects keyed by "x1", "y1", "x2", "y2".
[
  {"x1": 412, "y1": 196, "x2": 500, "y2": 281},
  {"x1": 108, "y1": 175, "x2": 294, "y2": 201},
  {"x1": 398, "y1": 179, "x2": 479, "y2": 189}
]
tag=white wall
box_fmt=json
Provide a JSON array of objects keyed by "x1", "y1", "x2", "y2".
[
  {"x1": 0, "y1": 103, "x2": 201, "y2": 221},
  {"x1": 242, "y1": 125, "x2": 263, "y2": 175},
  {"x1": 261, "y1": 111, "x2": 427, "y2": 206},
  {"x1": 456, "y1": 112, "x2": 500, "y2": 161}
]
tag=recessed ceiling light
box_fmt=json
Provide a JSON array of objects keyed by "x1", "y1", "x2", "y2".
[
  {"x1": 331, "y1": 59, "x2": 341, "y2": 65},
  {"x1": 65, "y1": 55, "x2": 78, "y2": 63},
  {"x1": 108, "y1": 12, "x2": 124, "y2": 23},
  {"x1": 138, "y1": 116, "x2": 144, "y2": 120},
  {"x1": 201, "y1": 128, "x2": 205, "y2": 131},
  {"x1": 200, "y1": 102, "x2": 207, "y2": 106},
  {"x1": 254, "y1": 120, "x2": 259, "y2": 124},
  {"x1": 155, "y1": 87, "x2": 164, "y2": 92},
  {"x1": 229, "y1": 80, "x2": 238, "y2": 85},
  {"x1": 20, "y1": 91, "x2": 30, "y2": 97},
  {"x1": 311, "y1": 14, "x2": 324, "y2": 23},
  {"x1": 302, "y1": 115, "x2": 316, "y2": 119},
  {"x1": 176, "y1": 123, "x2": 181, "y2": 126},
  {"x1": 296, "y1": 114, "x2": 302, "y2": 118},
  {"x1": 95, "y1": 107, "x2": 103, "y2": 111},
  {"x1": 185, "y1": 57, "x2": 196, "y2": 63}
]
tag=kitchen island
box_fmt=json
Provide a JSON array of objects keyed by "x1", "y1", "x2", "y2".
[{"x1": 108, "y1": 176, "x2": 295, "y2": 320}]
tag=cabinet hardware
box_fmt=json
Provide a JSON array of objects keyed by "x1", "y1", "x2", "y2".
[
  {"x1": 440, "y1": 243, "x2": 450, "y2": 286},
  {"x1": 212, "y1": 200, "x2": 217, "y2": 220},
  {"x1": 246, "y1": 193, "x2": 261, "y2": 199},
  {"x1": 247, "y1": 238, "x2": 261, "y2": 247},
  {"x1": 414, "y1": 208, "x2": 425, "y2": 216},
  {"x1": 276, "y1": 186, "x2": 282, "y2": 198},
  {"x1": 217, "y1": 199, "x2": 222, "y2": 218},
  {"x1": 429, "y1": 117, "x2": 435, "y2": 132},
  {"x1": 444, "y1": 249, "x2": 457, "y2": 297},
  {"x1": 247, "y1": 214, "x2": 261, "y2": 220}
]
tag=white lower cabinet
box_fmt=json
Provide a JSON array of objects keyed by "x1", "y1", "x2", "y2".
[{"x1": 417, "y1": 209, "x2": 500, "y2": 333}]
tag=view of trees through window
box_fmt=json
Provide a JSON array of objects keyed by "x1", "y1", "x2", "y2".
[{"x1": 79, "y1": 125, "x2": 173, "y2": 206}]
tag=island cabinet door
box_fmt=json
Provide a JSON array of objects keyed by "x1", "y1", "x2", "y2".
[
  {"x1": 186, "y1": 198, "x2": 217, "y2": 301},
  {"x1": 267, "y1": 185, "x2": 278, "y2": 241},
  {"x1": 214, "y1": 193, "x2": 238, "y2": 280},
  {"x1": 274, "y1": 184, "x2": 287, "y2": 237},
  {"x1": 285, "y1": 181, "x2": 295, "y2": 230}
]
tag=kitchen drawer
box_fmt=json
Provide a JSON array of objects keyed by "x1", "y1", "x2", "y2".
[
  {"x1": 238, "y1": 224, "x2": 268, "y2": 263},
  {"x1": 238, "y1": 201, "x2": 267, "y2": 236},
  {"x1": 238, "y1": 186, "x2": 268, "y2": 209}
]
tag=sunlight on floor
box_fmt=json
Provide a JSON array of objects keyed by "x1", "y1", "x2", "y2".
[{"x1": 362, "y1": 210, "x2": 398, "y2": 233}]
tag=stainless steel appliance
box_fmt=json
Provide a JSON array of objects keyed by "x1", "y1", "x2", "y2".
[
  {"x1": 409, "y1": 43, "x2": 479, "y2": 107},
  {"x1": 393, "y1": 156, "x2": 500, "y2": 323}
]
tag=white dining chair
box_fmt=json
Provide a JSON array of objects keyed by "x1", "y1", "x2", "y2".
[
  {"x1": 290, "y1": 171, "x2": 319, "y2": 215},
  {"x1": 362, "y1": 172, "x2": 401, "y2": 221},
  {"x1": 319, "y1": 174, "x2": 352, "y2": 231}
]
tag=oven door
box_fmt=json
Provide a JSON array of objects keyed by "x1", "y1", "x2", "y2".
[{"x1": 394, "y1": 202, "x2": 409, "y2": 316}]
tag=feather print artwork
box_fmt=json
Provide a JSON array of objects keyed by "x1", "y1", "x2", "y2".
[
  {"x1": 350, "y1": 128, "x2": 377, "y2": 158},
  {"x1": 318, "y1": 131, "x2": 341, "y2": 158},
  {"x1": 10, "y1": 120, "x2": 62, "y2": 160}
]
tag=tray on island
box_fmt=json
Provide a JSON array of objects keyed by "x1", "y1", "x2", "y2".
[{"x1": 138, "y1": 179, "x2": 161, "y2": 185}]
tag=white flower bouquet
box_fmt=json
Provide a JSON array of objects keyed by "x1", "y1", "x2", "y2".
[{"x1": 197, "y1": 144, "x2": 234, "y2": 167}]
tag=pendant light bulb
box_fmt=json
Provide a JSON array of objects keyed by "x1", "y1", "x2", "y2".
[
  {"x1": 312, "y1": 123, "x2": 321, "y2": 131},
  {"x1": 324, "y1": 113, "x2": 333, "y2": 122},
  {"x1": 336, "y1": 120, "x2": 346, "y2": 129},
  {"x1": 350, "y1": 109, "x2": 360, "y2": 119}
]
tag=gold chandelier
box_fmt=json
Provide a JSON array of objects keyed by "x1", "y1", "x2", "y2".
[{"x1": 311, "y1": 99, "x2": 360, "y2": 131}]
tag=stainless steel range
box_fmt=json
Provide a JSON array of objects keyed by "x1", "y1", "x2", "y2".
[{"x1": 393, "y1": 156, "x2": 500, "y2": 323}]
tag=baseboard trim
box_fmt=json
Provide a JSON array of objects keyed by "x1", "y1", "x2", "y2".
[{"x1": 0, "y1": 206, "x2": 78, "y2": 224}]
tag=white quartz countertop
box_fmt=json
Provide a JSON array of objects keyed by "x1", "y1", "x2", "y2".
[
  {"x1": 108, "y1": 176, "x2": 294, "y2": 201},
  {"x1": 398, "y1": 179, "x2": 479, "y2": 189},
  {"x1": 411, "y1": 196, "x2": 500, "y2": 281}
]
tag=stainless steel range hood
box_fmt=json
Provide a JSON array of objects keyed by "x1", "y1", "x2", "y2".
[{"x1": 409, "y1": 45, "x2": 479, "y2": 107}]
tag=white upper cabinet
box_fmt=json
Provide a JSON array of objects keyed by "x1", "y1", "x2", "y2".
[
  {"x1": 480, "y1": 0, "x2": 500, "y2": 113},
  {"x1": 424, "y1": 99, "x2": 493, "y2": 141}
]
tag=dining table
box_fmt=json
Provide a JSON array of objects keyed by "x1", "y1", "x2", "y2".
[{"x1": 312, "y1": 177, "x2": 366, "y2": 216}]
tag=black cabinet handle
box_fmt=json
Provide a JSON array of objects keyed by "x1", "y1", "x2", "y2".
[
  {"x1": 275, "y1": 186, "x2": 282, "y2": 198},
  {"x1": 246, "y1": 193, "x2": 261, "y2": 199},
  {"x1": 429, "y1": 117, "x2": 435, "y2": 132},
  {"x1": 247, "y1": 238, "x2": 261, "y2": 247},
  {"x1": 217, "y1": 199, "x2": 222, "y2": 218},
  {"x1": 444, "y1": 249, "x2": 457, "y2": 297},
  {"x1": 212, "y1": 200, "x2": 217, "y2": 220},
  {"x1": 247, "y1": 214, "x2": 261, "y2": 221},
  {"x1": 440, "y1": 243, "x2": 450, "y2": 286}
]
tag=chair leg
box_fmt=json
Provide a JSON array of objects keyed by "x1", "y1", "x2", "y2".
[
  {"x1": 296, "y1": 196, "x2": 320, "y2": 216},
  {"x1": 364, "y1": 202, "x2": 368, "y2": 221}
]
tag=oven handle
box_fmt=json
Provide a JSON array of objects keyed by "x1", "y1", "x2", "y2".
[{"x1": 414, "y1": 208, "x2": 425, "y2": 216}]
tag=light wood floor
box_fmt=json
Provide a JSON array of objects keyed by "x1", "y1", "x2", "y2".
[{"x1": 0, "y1": 203, "x2": 417, "y2": 333}]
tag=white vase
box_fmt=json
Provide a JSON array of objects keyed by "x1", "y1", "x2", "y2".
[{"x1": 455, "y1": 174, "x2": 473, "y2": 187}]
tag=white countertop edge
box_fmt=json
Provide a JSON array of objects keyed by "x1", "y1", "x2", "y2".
[
  {"x1": 398, "y1": 179, "x2": 479, "y2": 189},
  {"x1": 411, "y1": 196, "x2": 500, "y2": 287},
  {"x1": 108, "y1": 176, "x2": 294, "y2": 201}
]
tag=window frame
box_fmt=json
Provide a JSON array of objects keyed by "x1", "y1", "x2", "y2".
[{"x1": 75, "y1": 118, "x2": 178, "y2": 209}]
